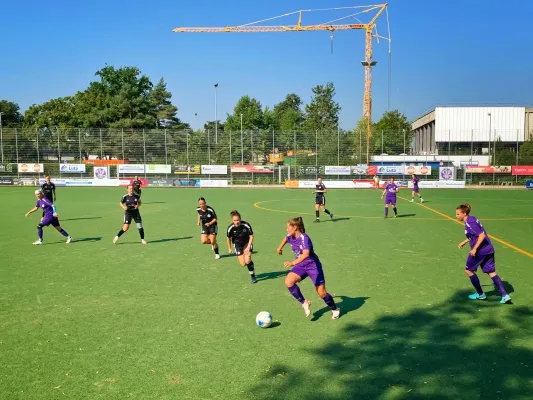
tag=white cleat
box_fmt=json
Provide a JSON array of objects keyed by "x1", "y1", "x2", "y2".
[
  {"x1": 215, "y1": 254, "x2": 221, "y2": 259},
  {"x1": 141, "y1": 239, "x2": 147, "y2": 245},
  {"x1": 332, "y1": 308, "x2": 341, "y2": 320},
  {"x1": 302, "y1": 300, "x2": 311, "y2": 318},
  {"x1": 66, "y1": 236, "x2": 72, "y2": 244},
  {"x1": 32, "y1": 240, "x2": 43, "y2": 245},
  {"x1": 113, "y1": 236, "x2": 119, "y2": 244}
]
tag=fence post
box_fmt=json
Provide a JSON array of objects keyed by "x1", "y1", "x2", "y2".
[
  {"x1": 0, "y1": 113, "x2": 3, "y2": 163},
  {"x1": 78, "y1": 128, "x2": 83, "y2": 177},
  {"x1": 142, "y1": 129, "x2": 147, "y2": 180},
  {"x1": 470, "y1": 129, "x2": 474, "y2": 185},
  {"x1": 229, "y1": 129, "x2": 232, "y2": 184},
  {"x1": 57, "y1": 128, "x2": 61, "y2": 172},
  {"x1": 516, "y1": 129, "x2": 519, "y2": 183},
  {"x1": 315, "y1": 130, "x2": 318, "y2": 180},
  {"x1": 186, "y1": 131, "x2": 190, "y2": 181},
  {"x1": 15, "y1": 128, "x2": 19, "y2": 164},
  {"x1": 359, "y1": 128, "x2": 362, "y2": 167},
  {"x1": 293, "y1": 130, "x2": 297, "y2": 179},
  {"x1": 272, "y1": 128, "x2": 275, "y2": 184},
  {"x1": 493, "y1": 129, "x2": 496, "y2": 183},
  {"x1": 337, "y1": 126, "x2": 340, "y2": 165}
]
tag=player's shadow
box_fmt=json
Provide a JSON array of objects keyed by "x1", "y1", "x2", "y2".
[
  {"x1": 311, "y1": 295, "x2": 369, "y2": 321},
  {"x1": 330, "y1": 217, "x2": 350, "y2": 222},
  {"x1": 484, "y1": 280, "x2": 515, "y2": 299},
  {"x1": 142, "y1": 202, "x2": 166, "y2": 204},
  {"x1": 73, "y1": 237, "x2": 103, "y2": 242},
  {"x1": 268, "y1": 322, "x2": 281, "y2": 329},
  {"x1": 62, "y1": 217, "x2": 102, "y2": 221},
  {"x1": 150, "y1": 236, "x2": 193, "y2": 243},
  {"x1": 255, "y1": 270, "x2": 287, "y2": 282},
  {"x1": 396, "y1": 213, "x2": 416, "y2": 218}
]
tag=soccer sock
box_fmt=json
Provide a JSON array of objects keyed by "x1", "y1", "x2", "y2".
[
  {"x1": 37, "y1": 226, "x2": 43, "y2": 240},
  {"x1": 384, "y1": 207, "x2": 389, "y2": 216},
  {"x1": 246, "y1": 262, "x2": 256, "y2": 277},
  {"x1": 138, "y1": 228, "x2": 145, "y2": 240},
  {"x1": 324, "y1": 209, "x2": 331, "y2": 215},
  {"x1": 59, "y1": 229, "x2": 69, "y2": 237},
  {"x1": 288, "y1": 284, "x2": 305, "y2": 304},
  {"x1": 393, "y1": 207, "x2": 398, "y2": 216},
  {"x1": 322, "y1": 293, "x2": 337, "y2": 310},
  {"x1": 491, "y1": 274, "x2": 508, "y2": 297},
  {"x1": 469, "y1": 274, "x2": 483, "y2": 295},
  {"x1": 213, "y1": 245, "x2": 219, "y2": 255},
  {"x1": 315, "y1": 210, "x2": 319, "y2": 219},
  {"x1": 117, "y1": 229, "x2": 125, "y2": 237}
]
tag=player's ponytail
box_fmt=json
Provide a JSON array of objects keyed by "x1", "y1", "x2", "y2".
[
  {"x1": 230, "y1": 210, "x2": 241, "y2": 219},
  {"x1": 288, "y1": 216, "x2": 306, "y2": 233},
  {"x1": 456, "y1": 203, "x2": 472, "y2": 215}
]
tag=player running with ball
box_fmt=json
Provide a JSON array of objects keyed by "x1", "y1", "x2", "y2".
[
  {"x1": 226, "y1": 210, "x2": 257, "y2": 284},
  {"x1": 277, "y1": 217, "x2": 340, "y2": 320}
]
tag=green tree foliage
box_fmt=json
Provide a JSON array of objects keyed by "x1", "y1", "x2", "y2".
[
  {"x1": 225, "y1": 96, "x2": 264, "y2": 131},
  {"x1": 151, "y1": 78, "x2": 189, "y2": 129},
  {"x1": 0, "y1": 100, "x2": 24, "y2": 127},
  {"x1": 518, "y1": 140, "x2": 533, "y2": 165},
  {"x1": 303, "y1": 83, "x2": 341, "y2": 133},
  {"x1": 373, "y1": 110, "x2": 412, "y2": 155}
]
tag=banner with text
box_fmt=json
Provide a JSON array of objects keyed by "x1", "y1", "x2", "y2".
[
  {"x1": 145, "y1": 164, "x2": 171, "y2": 174},
  {"x1": 174, "y1": 165, "x2": 200, "y2": 174},
  {"x1": 201, "y1": 165, "x2": 228, "y2": 175},
  {"x1": 18, "y1": 163, "x2": 44, "y2": 173},
  {"x1": 297, "y1": 180, "x2": 375, "y2": 189},
  {"x1": 512, "y1": 166, "x2": 533, "y2": 176},
  {"x1": 376, "y1": 166, "x2": 404, "y2": 175},
  {"x1": 0, "y1": 163, "x2": 15, "y2": 173},
  {"x1": 173, "y1": 179, "x2": 200, "y2": 187},
  {"x1": 324, "y1": 166, "x2": 351, "y2": 175},
  {"x1": 439, "y1": 167, "x2": 455, "y2": 181},
  {"x1": 526, "y1": 180, "x2": 533, "y2": 189},
  {"x1": 414, "y1": 180, "x2": 465, "y2": 188},
  {"x1": 94, "y1": 166, "x2": 109, "y2": 180},
  {"x1": 405, "y1": 165, "x2": 432, "y2": 175},
  {"x1": 0, "y1": 178, "x2": 14, "y2": 185},
  {"x1": 231, "y1": 165, "x2": 273, "y2": 174},
  {"x1": 200, "y1": 179, "x2": 228, "y2": 188},
  {"x1": 118, "y1": 164, "x2": 145, "y2": 174},
  {"x1": 59, "y1": 164, "x2": 86, "y2": 173},
  {"x1": 147, "y1": 178, "x2": 173, "y2": 187},
  {"x1": 466, "y1": 165, "x2": 512, "y2": 174}
]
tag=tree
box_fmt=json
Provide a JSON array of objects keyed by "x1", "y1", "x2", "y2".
[
  {"x1": 272, "y1": 94, "x2": 304, "y2": 131},
  {"x1": 151, "y1": 78, "x2": 188, "y2": 129},
  {"x1": 303, "y1": 83, "x2": 340, "y2": 133},
  {"x1": 373, "y1": 110, "x2": 412, "y2": 155},
  {"x1": 224, "y1": 96, "x2": 264, "y2": 131},
  {"x1": 0, "y1": 100, "x2": 23, "y2": 127},
  {"x1": 518, "y1": 140, "x2": 533, "y2": 165}
]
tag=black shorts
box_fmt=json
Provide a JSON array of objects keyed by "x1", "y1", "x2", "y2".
[
  {"x1": 315, "y1": 196, "x2": 326, "y2": 206},
  {"x1": 201, "y1": 223, "x2": 218, "y2": 235},
  {"x1": 233, "y1": 243, "x2": 253, "y2": 255},
  {"x1": 124, "y1": 210, "x2": 142, "y2": 224},
  {"x1": 44, "y1": 194, "x2": 54, "y2": 203},
  {"x1": 134, "y1": 188, "x2": 142, "y2": 197}
]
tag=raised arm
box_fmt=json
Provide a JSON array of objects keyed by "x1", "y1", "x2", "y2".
[{"x1": 276, "y1": 236, "x2": 288, "y2": 255}]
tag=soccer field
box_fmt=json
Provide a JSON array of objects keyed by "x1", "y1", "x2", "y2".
[{"x1": 1, "y1": 187, "x2": 533, "y2": 399}]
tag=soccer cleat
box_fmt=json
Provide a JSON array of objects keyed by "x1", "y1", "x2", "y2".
[
  {"x1": 314, "y1": 219, "x2": 319, "y2": 223},
  {"x1": 302, "y1": 300, "x2": 311, "y2": 318},
  {"x1": 66, "y1": 236, "x2": 72, "y2": 244},
  {"x1": 330, "y1": 213, "x2": 334, "y2": 220},
  {"x1": 468, "y1": 292, "x2": 487, "y2": 300},
  {"x1": 215, "y1": 254, "x2": 221, "y2": 259},
  {"x1": 500, "y1": 294, "x2": 512, "y2": 304},
  {"x1": 32, "y1": 239, "x2": 43, "y2": 245},
  {"x1": 409, "y1": 199, "x2": 414, "y2": 203},
  {"x1": 251, "y1": 276, "x2": 258, "y2": 284},
  {"x1": 332, "y1": 308, "x2": 341, "y2": 320},
  {"x1": 421, "y1": 199, "x2": 425, "y2": 203},
  {"x1": 113, "y1": 236, "x2": 119, "y2": 244},
  {"x1": 141, "y1": 239, "x2": 147, "y2": 245}
]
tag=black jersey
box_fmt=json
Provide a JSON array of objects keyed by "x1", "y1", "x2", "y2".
[
  {"x1": 41, "y1": 182, "x2": 56, "y2": 200},
  {"x1": 315, "y1": 183, "x2": 326, "y2": 198},
  {"x1": 121, "y1": 194, "x2": 140, "y2": 211},
  {"x1": 197, "y1": 206, "x2": 217, "y2": 225},
  {"x1": 132, "y1": 180, "x2": 142, "y2": 189},
  {"x1": 226, "y1": 221, "x2": 254, "y2": 245}
]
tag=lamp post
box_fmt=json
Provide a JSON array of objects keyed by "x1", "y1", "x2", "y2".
[{"x1": 214, "y1": 83, "x2": 218, "y2": 145}]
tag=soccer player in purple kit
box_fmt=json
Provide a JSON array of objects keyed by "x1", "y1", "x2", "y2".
[
  {"x1": 381, "y1": 177, "x2": 399, "y2": 218},
  {"x1": 276, "y1": 217, "x2": 341, "y2": 319},
  {"x1": 25, "y1": 189, "x2": 72, "y2": 245},
  {"x1": 456, "y1": 204, "x2": 511, "y2": 304},
  {"x1": 409, "y1": 174, "x2": 425, "y2": 203}
]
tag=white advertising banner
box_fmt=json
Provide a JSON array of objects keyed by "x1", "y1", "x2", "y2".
[
  {"x1": 404, "y1": 165, "x2": 432, "y2": 175},
  {"x1": 200, "y1": 179, "x2": 228, "y2": 188},
  {"x1": 145, "y1": 164, "x2": 171, "y2": 174},
  {"x1": 324, "y1": 166, "x2": 351, "y2": 175},
  {"x1": 118, "y1": 164, "x2": 145, "y2": 174},
  {"x1": 18, "y1": 163, "x2": 44, "y2": 173},
  {"x1": 201, "y1": 165, "x2": 228, "y2": 175},
  {"x1": 412, "y1": 180, "x2": 465, "y2": 189},
  {"x1": 298, "y1": 180, "x2": 375, "y2": 189},
  {"x1": 439, "y1": 167, "x2": 455, "y2": 181},
  {"x1": 376, "y1": 166, "x2": 404, "y2": 175},
  {"x1": 93, "y1": 166, "x2": 109, "y2": 180},
  {"x1": 59, "y1": 164, "x2": 86, "y2": 173}
]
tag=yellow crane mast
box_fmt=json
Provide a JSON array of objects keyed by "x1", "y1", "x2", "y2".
[{"x1": 173, "y1": 4, "x2": 390, "y2": 154}]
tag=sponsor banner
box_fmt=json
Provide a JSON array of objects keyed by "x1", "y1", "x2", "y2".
[
  {"x1": 145, "y1": 164, "x2": 171, "y2": 174},
  {"x1": 65, "y1": 179, "x2": 93, "y2": 186},
  {"x1": 405, "y1": 165, "x2": 432, "y2": 175},
  {"x1": 439, "y1": 167, "x2": 455, "y2": 181},
  {"x1": 0, "y1": 178, "x2": 14, "y2": 185},
  {"x1": 59, "y1": 164, "x2": 86, "y2": 173},
  {"x1": 200, "y1": 179, "x2": 228, "y2": 188},
  {"x1": 39, "y1": 178, "x2": 67, "y2": 187},
  {"x1": 466, "y1": 165, "x2": 512, "y2": 174},
  {"x1": 93, "y1": 179, "x2": 120, "y2": 187},
  {"x1": 0, "y1": 163, "x2": 14, "y2": 173},
  {"x1": 376, "y1": 165, "x2": 404, "y2": 175},
  {"x1": 118, "y1": 178, "x2": 147, "y2": 187},
  {"x1": 324, "y1": 166, "x2": 351, "y2": 175},
  {"x1": 350, "y1": 165, "x2": 376, "y2": 175},
  {"x1": 118, "y1": 164, "x2": 145, "y2": 174},
  {"x1": 201, "y1": 165, "x2": 228, "y2": 175},
  {"x1": 460, "y1": 161, "x2": 479, "y2": 167},
  {"x1": 297, "y1": 180, "x2": 376, "y2": 189},
  {"x1": 284, "y1": 180, "x2": 300, "y2": 188},
  {"x1": 174, "y1": 164, "x2": 201, "y2": 174},
  {"x1": 297, "y1": 166, "x2": 323, "y2": 175},
  {"x1": 147, "y1": 178, "x2": 173, "y2": 187},
  {"x1": 94, "y1": 166, "x2": 109, "y2": 179},
  {"x1": 231, "y1": 165, "x2": 274, "y2": 174},
  {"x1": 63, "y1": 179, "x2": 120, "y2": 187},
  {"x1": 83, "y1": 159, "x2": 127, "y2": 165},
  {"x1": 512, "y1": 166, "x2": 533, "y2": 176},
  {"x1": 173, "y1": 179, "x2": 200, "y2": 187},
  {"x1": 526, "y1": 180, "x2": 533, "y2": 189},
  {"x1": 414, "y1": 180, "x2": 465, "y2": 189},
  {"x1": 16, "y1": 178, "x2": 38, "y2": 186},
  {"x1": 18, "y1": 163, "x2": 44, "y2": 173}
]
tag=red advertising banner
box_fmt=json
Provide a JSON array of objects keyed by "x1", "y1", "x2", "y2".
[
  {"x1": 512, "y1": 166, "x2": 533, "y2": 176},
  {"x1": 119, "y1": 178, "x2": 148, "y2": 187},
  {"x1": 465, "y1": 165, "x2": 511, "y2": 174},
  {"x1": 231, "y1": 165, "x2": 274, "y2": 174},
  {"x1": 367, "y1": 165, "x2": 377, "y2": 176}
]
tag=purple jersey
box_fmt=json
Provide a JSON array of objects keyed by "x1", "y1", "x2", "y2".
[
  {"x1": 385, "y1": 183, "x2": 398, "y2": 198},
  {"x1": 412, "y1": 176, "x2": 419, "y2": 187},
  {"x1": 464, "y1": 215, "x2": 494, "y2": 255},
  {"x1": 286, "y1": 233, "x2": 321, "y2": 268},
  {"x1": 36, "y1": 198, "x2": 55, "y2": 217}
]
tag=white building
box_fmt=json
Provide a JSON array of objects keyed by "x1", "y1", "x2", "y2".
[{"x1": 411, "y1": 106, "x2": 533, "y2": 155}]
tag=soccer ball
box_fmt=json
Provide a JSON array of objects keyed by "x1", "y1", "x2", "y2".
[{"x1": 256, "y1": 311, "x2": 272, "y2": 328}]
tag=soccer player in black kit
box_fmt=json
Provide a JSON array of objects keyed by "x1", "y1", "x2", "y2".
[
  {"x1": 41, "y1": 176, "x2": 56, "y2": 203},
  {"x1": 314, "y1": 177, "x2": 334, "y2": 223},
  {"x1": 196, "y1": 197, "x2": 220, "y2": 259},
  {"x1": 226, "y1": 210, "x2": 257, "y2": 284},
  {"x1": 132, "y1": 176, "x2": 142, "y2": 198},
  {"x1": 113, "y1": 185, "x2": 147, "y2": 245}
]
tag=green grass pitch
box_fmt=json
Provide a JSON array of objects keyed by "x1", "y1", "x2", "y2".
[{"x1": 1, "y1": 186, "x2": 533, "y2": 399}]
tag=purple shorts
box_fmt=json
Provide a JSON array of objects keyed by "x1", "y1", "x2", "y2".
[
  {"x1": 290, "y1": 262, "x2": 325, "y2": 287},
  {"x1": 385, "y1": 196, "x2": 396, "y2": 206},
  {"x1": 466, "y1": 253, "x2": 495, "y2": 274},
  {"x1": 40, "y1": 215, "x2": 60, "y2": 228},
  {"x1": 412, "y1": 186, "x2": 419, "y2": 193}
]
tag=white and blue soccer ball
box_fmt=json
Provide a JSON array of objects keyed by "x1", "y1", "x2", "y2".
[{"x1": 256, "y1": 311, "x2": 272, "y2": 328}]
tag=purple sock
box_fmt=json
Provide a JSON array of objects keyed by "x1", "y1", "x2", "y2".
[
  {"x1": 491, "y1": 275, "x2": 508, "y2": 297},
  {"x1": 59, "y1": 229, "x2": 69, "y2": 237},
  {"x1": 323, "y1": 293, "x2": 337, "y2": 310},
  {"x1": 37, "y1": 227, "x2": 43, "y2": 240},
  {"x1": 385, "y1": 207, "x2": 389, "y2": 216},
  {"x1": 288, "y1": 285, "x2": 305, "y2": 304},
  {"x1": 469, "y1": 274, "x2": 483, "y2": 295}
]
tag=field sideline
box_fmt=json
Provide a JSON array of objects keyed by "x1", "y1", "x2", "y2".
[{"x1": 1, "y1": 187, "x2": 532, "y2": 400}]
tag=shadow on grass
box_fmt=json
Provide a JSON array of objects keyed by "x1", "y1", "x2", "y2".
[
  {"x1": 268, "y1": 321, "x2": 281, "y2": 329},
  {"x1": 310, "y1": 295, "x2": 369, "y2": 321},
  {"x1": 249, "y1": 285, "x2": 533, "y2": 400},
  {"x1": 62, "y1": 216, "x2": 102, "y2": 221},
  {"x1": 396, "y1": 213, "x2": 416, "y2": 218},
  {"x1": 74, "y1": 237, "x2": 103, "y2": 243},
  {"x1": 256, "y1": 270, "x2": 287, "y2": 282},
  {"x1": 142, "y1": 201, "x2": 166, "y2": 204},
  {"x1": 149, "y1": 236, "x2": 193, "y2": 243}
]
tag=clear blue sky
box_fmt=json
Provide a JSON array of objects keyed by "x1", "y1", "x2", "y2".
[{"x1": 1, "y1": 0, "x2": 532, "y2": 130}]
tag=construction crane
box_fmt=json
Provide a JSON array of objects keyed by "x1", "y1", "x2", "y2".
[{"x1": 173, "y1": 4, "x2": 391, "y2": 160}]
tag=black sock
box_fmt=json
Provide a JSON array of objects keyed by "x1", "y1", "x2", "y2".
[
  {"x1": 214, "y1": 245, "x2": 219, "y2": 255},
  {"x1": 117, "y1": 229, "x2": 125, "y2": 237},
  {"x1": 393, "y1": 207, "x2": 397, "y2": 216},
  {"x1": 138, "y1": 228, "x2": 145, "y2": 239},
  {"x1": 247, "y1": 262, "x2": 256, "y2": 277},
  {"x1": 324, "y1": 209, "x2": 331, "y2": 215},
  {"x1": 315, "y1": 210, "x2": 319, "y2": 218}
]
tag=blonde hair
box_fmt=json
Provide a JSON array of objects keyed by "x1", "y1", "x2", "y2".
[{"x1": 288, "y1": 217, "x2": 306, "y2": 233}]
